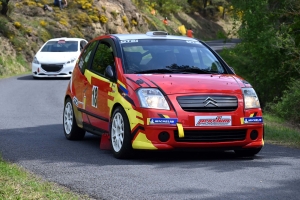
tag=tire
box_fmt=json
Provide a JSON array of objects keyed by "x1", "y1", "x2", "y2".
[
  {"x1": 234, "y1": 147, "x2": 262, "y2": 157},
  {"x1": 110, "y1": 106, "x2": 132, "y2": 159},
  {"x1": 63, "y1": 98, "x2": 85, "y2": 140}
]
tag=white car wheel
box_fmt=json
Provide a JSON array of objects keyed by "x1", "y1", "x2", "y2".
[
  {"x1": 111, "y1": 112, "x2": 124, "y2": 152},
  {"x1": 63, "y1": 98, "x2": 85, "y2": 140},
  {"x1": 110, "y1": 106, "x2": 132, "y2": 159}
]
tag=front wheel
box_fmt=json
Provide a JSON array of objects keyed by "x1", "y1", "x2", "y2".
[
  {"x1": 234, "y1": 147, "x2": 262, "y2": 157},
  {"x1": 110, "y1": 106, "x2": 132, "y2": 159},
  {"x1": 63, "y1": 98, "x2": 85, "y2": 140}
]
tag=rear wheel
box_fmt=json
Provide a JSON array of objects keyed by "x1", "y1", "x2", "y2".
[
  {"x1": 110, "y1": 106, "x2": 132, "y2": 159},
  {"x1": 63, "y1": 98, "x2": 85, "y2": 140},
  {"x1": 234, "y1": 148, "x2": 262, "y2": 157}
]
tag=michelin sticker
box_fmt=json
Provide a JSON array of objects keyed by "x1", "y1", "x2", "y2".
[
  {"x1": 244, "y1": 117, "x2": 263, "y2": 123},
  {"x1": 149, "y1": 118, "x2": 178, "y2": 125}
]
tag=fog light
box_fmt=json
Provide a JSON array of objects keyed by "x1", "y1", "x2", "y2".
[
  {"x1": 69, "y1": 71, "x2": 72, "y2": 74},
  {"x1": 158, "y1": 131, "x2": 170, "y2": 142},
  {"x1": 250, "y1": 130, "x2": 258, "y2": 140}
]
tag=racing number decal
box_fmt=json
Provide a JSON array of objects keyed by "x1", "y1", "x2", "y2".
[{"x1": 92, "y1": 85, "x2": 98, "y2": 108}]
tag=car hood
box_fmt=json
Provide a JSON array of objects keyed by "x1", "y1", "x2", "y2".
[
  {"x1": 125, "y1": 74, "x2": 248, "y2": 95},
  {"x1": 35, "y1": 52, "x2": 79, "y2": 64}
]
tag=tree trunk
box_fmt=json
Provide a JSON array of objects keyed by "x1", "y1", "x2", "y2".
[{"x1": 1, "y1": 0, "x2": 9, "y2": 15}]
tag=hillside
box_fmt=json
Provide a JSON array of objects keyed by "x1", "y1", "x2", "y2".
[{"x1": 0, "y1": 0, "x2": 235, "y2": 77}]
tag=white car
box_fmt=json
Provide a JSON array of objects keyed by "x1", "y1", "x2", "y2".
[{"x1": 32, "y1": 37, "x2": 88, "y2": 78}]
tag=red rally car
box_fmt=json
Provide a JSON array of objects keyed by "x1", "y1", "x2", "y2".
[{"x1": 63, "y1": 31, "x2": 264, "y2": 159}]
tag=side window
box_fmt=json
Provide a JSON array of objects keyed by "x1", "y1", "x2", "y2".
[
  {"x1": 198, "y1": 48, "x2": 224, "y2": 73},
  {"x1": 90, "y1": 42, "x2": 115, "y2": 77},
  {"x1": 78, "y1": 41, "x2": 98, "y2": 74}
]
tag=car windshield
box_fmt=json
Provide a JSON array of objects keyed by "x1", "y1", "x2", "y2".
[
  {"x1": 41, "y1": 40, "x2": 78, "y2": 52},
  {"x1": 121, "y1": 39, "x2": 225, "y2": 74}
]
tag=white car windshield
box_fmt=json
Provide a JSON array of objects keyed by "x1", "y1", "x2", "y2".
[
  {"x1": 121, "y1": 39, "x2": 225, "y2": 74},
  {"x1": 41, "y1": 40, "x2": 78, "y2": 52}
]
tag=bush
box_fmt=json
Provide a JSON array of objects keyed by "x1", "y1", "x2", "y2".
[{"x1": 267, "y1": 79, "x2": 300, "y2": 124}]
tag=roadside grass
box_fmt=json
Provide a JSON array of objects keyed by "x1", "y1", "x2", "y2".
[
  {"x1": 264, "y1": 113, "x2": 300, "y2": 148},
  {"x1": 0, "y1": 156, "x2": 91, "y2": 199}
]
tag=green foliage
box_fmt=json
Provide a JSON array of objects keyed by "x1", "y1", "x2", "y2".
[
  {"x1": 267, "y1": 79, "x2": 300, "y2": 124},
  {"x1": 227, "y1": 0, "x2": 300, "y2": 108},
  {"x1": 0, "y1": 54, "x2": 30, "y2": 76}
]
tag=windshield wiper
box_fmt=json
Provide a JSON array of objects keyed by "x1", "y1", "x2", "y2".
[
  {"x1": 134, "y1": 69, "x2": 175, "y2": 74},
  {"x1": 175, "y1": 68, "x2": 220, "y2": 74}
]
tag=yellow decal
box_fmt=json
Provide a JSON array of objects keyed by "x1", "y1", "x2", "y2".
[
  {"x1": 240, "y1": 117, "x2": 244, "y2": 124},
  {"x1": 84, "y1": 70, "x2": 144, "y2": 131},
  {"x1": 117, "y1": 79, "x2": 126, "y2": 89},
  {"x1": 177, "y1": 123, "x2": 184, "y2": 138},
  {"x1": 250, "y1": 113, "x2": 255, "y2": 117},
  {"x1": 84, "y1": 70, "x2": 93, "y2": 84},
  {"x1": 132, "y1": 133, "x2": 157, "y2": 149},
  {"x1": 163, "y1": 115, "x2": 170, "y2": 118},
  {"x1": 107, "y1": 80, "x2": 143, "y2": 130}
]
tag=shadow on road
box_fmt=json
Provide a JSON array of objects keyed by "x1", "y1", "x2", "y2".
[
  {"x1": 17, "y1": 74, "x2": 70, "y2": 81},
  {"x1": 1, "y1": 124, "x2": 299, "y2": 169}
]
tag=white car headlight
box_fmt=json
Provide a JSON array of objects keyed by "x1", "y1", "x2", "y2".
[
  {"x1": 242, "y1": 88, "x2": 260, "y2": 109},
  {"x1": 32, "y1": 57, "x2": 39, "y2": 64},
  {"x1": 137, "y1": 88, "x2": 170, "y2": 110},
  {"x1": 67, "y1": 58, "x2": 76, "y2": 64}
]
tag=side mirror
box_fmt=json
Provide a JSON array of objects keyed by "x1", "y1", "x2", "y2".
[{"x1": 105, "y1": 65, "x2": 114, "y2": 79}]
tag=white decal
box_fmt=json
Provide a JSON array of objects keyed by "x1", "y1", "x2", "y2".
[
  {"x1": 195, "y1": 116, "x2": 232, "y2": 126},
  {"x1": 92, "y1": 86, "x2": 98, "y2": 108},
  {"x1": 120, "y1": 40, "x2": 138, "y2": 43},
  {"x1": 186, "y1": 40, "x2": 200, "y2": 44},
  {"x1": 73, "y1": 97, "x2": 79, "y2": 107}
]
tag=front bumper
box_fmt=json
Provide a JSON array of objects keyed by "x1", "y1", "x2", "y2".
[
  {"x1": 32, "y1": 62, "x2": 75, "y2": 78},
  {"x1": 131, "y1": 124, "x2": 264, "y2": 150}
]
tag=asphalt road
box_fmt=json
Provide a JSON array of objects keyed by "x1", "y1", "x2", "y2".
[
  {"x1": 205, "y1": 39, "x2": 240, "y2": 52},
  {"x1": 1, "y1": 65, "x2": 300, "y2": 199}
]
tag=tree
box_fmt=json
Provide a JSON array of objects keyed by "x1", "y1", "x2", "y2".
[
  {"x1": 227, "y1": 0, "x2": 300, "y2": 106},
  {"x1": 0, "y1": 0, "x2": 9, "y2": 15}
]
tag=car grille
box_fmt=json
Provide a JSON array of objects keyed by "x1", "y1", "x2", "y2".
[
  {"x1": 177, "y1": 95, "x2": 238, "y2": 112},
  {"x1": 41, "y1": 64, "x2": 63, "y2": 72},
  {"x1": 174, "y1": 129, "x2": 247, "y2": 142}
]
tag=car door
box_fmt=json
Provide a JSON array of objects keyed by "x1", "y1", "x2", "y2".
[
  {"x1": 83, "y1": 38, "x2": 117, "y2": 134},
  {"x1": 72, "y1": 41, "x2": 98, "y2": 127}
]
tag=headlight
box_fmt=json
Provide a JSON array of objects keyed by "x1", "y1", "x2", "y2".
[
  {"x1": 137, "y1": 88, "x2": 170, "y2": 110},
  {"x1": 242, "y1": 88, "x2": 260, "y2": 109},
  {"x1": 32, "y1": 57, "x2": 39, "y2": 64},
  {"x1": 67, "y1": 58, "x2": 76, "y2": 64}
]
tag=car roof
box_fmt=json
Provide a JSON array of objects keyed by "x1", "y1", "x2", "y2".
[
  {"x1": 111, "y1": 31, "x2": 199, "y2": 42},
  {"x1": 47, "y1": 37, "x2": 87, "y2": 42}
]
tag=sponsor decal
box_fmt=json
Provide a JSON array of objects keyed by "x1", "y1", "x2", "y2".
[
  {"x1": 186, "y1": 40, "x2": 200, "y2": 44},
  {"x1": 149, "y1": 118, "x2": 178, "y2": 125},
  {"x1": 92, "y1": 85, "x2": 98, "y2": 108},
  {"x1": 120, "y1": 40, "x2": 138, "y2": 43},
  {"x1": 243, "y1": 117, "x2": 263, "y2": 124},
  {"x1": 73, "y1": 96, "x2": 79, "y2": 107},
  {"x1": 72, "y1": 96, "x2": 83, "y2": 107},
  {"x1": 195, "y1": 116, "x2": 232, "y2": 126}
]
